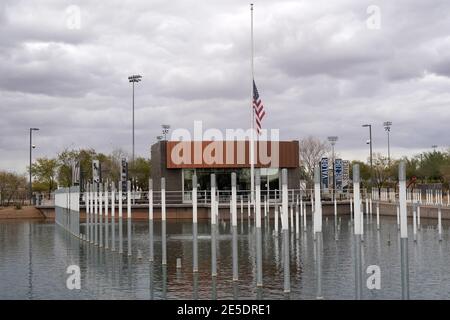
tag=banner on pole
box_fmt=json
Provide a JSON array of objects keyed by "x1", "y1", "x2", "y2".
[
  {"x1": 121, "y1": 158, "x2": 128, "y2": 191},
  {"x1": 342, "y1": 160, "x2": 350, "y2": 190},
  {"x1": 92, "y1": 160, "x2": 100, "y2": 183},
  {"x1": 72, "y1": 160, "x2": 80, "y2": 185},
  {"x1": 335, "y1": 159, "x2": 343, "y2": 191},
  {"x1": 320, "y1": 157, "x2": 329, "y2": 191}
]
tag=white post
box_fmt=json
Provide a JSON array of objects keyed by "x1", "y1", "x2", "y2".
[
  {"x1": 161, "y1": 177, "x2": 167, "y2": 265},
  {"x1": 93, "y1": 183, "x2": 98, "y2": 245},
  {"x1": 376, "y1": 201, "x2": 380, "y2": 230},
  {"x1": 399, "y1": 161, "x2": 409, "y2": 300},
  {"x1": 149, "y1": 178, "x2": 153, "y2": 262},
  {"x1": 90, "y1": 183, "x2": 94, "y2": 243},
  {"x1": 274, "y1": 204, "x2": 279, "y2": 234},
  {"x1": 264, "y1": 195, "x2": 267, "y2": 218},
  {"x1": 86, "y1": 184, "x2": 90, "y2": 242},
  {"x1": 350, "y1": 196, "x2": 353, "y2": 221},
  {"x1": 303, "y1": 202, "x2": 307, "y2": 232},
  {"x1": 192, "y1": 176, "x2": 197, "y2": 224},
  {"x1": 231, "y1": 173, "x2": 237, "y2": 227},
  {"x1": 255, "y1": 170, "x2": 261, "y2": 228},
  {"x1": 353, "y1": 165, "x2": 362, "y2": 236},
  {"x1": 255, "y1": 170, "x2": 263, "y2": 287},
  {"x1": 413, "y1": 203, "x2": 417, "y2": 242},
  {"x1": 210, "y1": 174, "x2": 217, "y2": 276},
  {"x1": 417, "y1": 205, "x2": 421, "y2": 230},
  {"x1": 396, "y1": 204, "x2": 400, "y2": 230},
  {"x1": 295, "y1": 199, "x2": 299, "y2": 238},
  {"x1": 149, "y1": 179, "x2": 153, "y2": 220},
  {"x1": 353, "y1": 164, "x2": 363, "y2": 300},
  {"x1": 290, "y1": 204, "x2": 294, "y2": 231},
  {"x1": 281, "y1": 169, "x2": 290, "y2": 293},
  {"x1": 118, "y1": 181, "x2": 123, "y2": 254},
  {"x1": 127, "y1": 180, "x2": 131, "y2": 256},
  {"x1": 211, "y1": 174, "x2": 216, "y2": 225},
  {"x1": 99, "y1": 183, "x2": 103, "y2": 248},
  {"x1": 105, "y1": 182, "x2": 109, "y2": 249},
  {"x1": 111, "y1": 182, "x2": 115, "y2": 252},
  {"x1": 192, "y1": 175, "x2": 198, "y2": 272},
  {"x1": 231, "y1": 172, "x2": 238, "y2": 281},
  {"x1": 438, "y1": 205, "x2": 442, "y2": 242},
  {"x1": 314, "y1": 167, "x2": 322, "y2": 235}
]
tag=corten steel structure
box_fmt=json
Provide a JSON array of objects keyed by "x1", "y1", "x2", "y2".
[{"x1": 151, "y1": 140, "x2": 300, "y2": 203}]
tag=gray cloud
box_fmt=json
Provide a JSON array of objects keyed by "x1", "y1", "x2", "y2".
[{"x1": 1, "y1": 0, "x2": 449, "y2": 174}]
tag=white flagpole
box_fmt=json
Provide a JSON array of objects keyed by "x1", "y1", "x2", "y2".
[{"x1": 250, "y1": 3, "x2": 255, "y2": 202}]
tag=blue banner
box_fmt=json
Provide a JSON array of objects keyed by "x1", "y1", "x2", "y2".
[
  {"x1": 320, "y1": 158, "x2": 329, "y2": 190},
  {"x1": 335, "y1": 159, "x2": 343, "y2": 191}
]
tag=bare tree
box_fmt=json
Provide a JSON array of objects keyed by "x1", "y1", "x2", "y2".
[{"x1": 299, "y1": 136, "x2": 330, "y2": 188}]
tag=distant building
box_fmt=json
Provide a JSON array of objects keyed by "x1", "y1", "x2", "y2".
[{"x1": 150, "y1": 140, "x2": 300, "y2": 203}]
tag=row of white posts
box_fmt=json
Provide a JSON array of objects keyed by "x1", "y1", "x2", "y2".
[
  {"x1": 376, "y1": 187, "x2": 448, "y2": 207},
  {"x1": 84, "y1": 180, "x2": 134, "y2": 256},
  {"x1": 425, "y1": 189, "x2": 446, "y2": 206},
  {"x1": 81, "y1": 161, "x2": 446, "y2": 299}
]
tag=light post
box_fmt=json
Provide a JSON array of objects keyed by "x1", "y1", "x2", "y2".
[
  {"x1": 29, "y1": 128, "x2": 39, "y2": 204},
  {"x1": 156, "y1": 136, "x2": 163, "y2": 142},
  {"x1": 432, "y1": 145, "x2": 438, "y2": 153},
  {"x1": 128, "y1": 74, "x2": 142, "y2": 163},
  {"x1": 362, "y1": 124, "x2": 373, "y2": 188},
  {"x1": 162, "y1": 124, "x2": 170, "y2": 141},
  {"x1": 383, "y1": 121, "x2": 392, "y2": 166},
  {"x1": 327, "y1": 136, "x2": 338, "y2": 201}
]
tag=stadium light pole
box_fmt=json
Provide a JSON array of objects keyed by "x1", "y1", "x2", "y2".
[
  {"x1": 162, "y1": 125, "x2": 170, "y2": 141},
  {"x1": 383, "y1": 121, "x2": 392, "y2": 166},
  {"x1": 29, "y1": 128, "x2": 39, "y2": 204},
  {"x1": 128, "y1": 74, "x2": 142, "y2": 164},
  {"x1": 327, "y1": 136, "x2": 338, "y2": 201},
  {"x1": 362, "y1": 124, "x2": 373, "y2": 187}
]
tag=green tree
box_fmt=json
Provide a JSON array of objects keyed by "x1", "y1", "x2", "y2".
[
  {"x1": 31, "y1": 157, "x2": 58, "y2": 194},
  {"x1": 0, "y1": 171, "x2": 27, "y2": 206},
  {"x1": 129, "y1": 157, "x2": 151, "y2": 189},
  {"x1": 57, "y1": 148, "x2": 80, "y2": 187},
  {"x1": 350, "y1": 160, "x2": 371, "y2": 186}
]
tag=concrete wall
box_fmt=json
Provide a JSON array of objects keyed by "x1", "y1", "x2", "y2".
[{"x1": 37, "y1": 202, "x2": 450, "y2": 221}]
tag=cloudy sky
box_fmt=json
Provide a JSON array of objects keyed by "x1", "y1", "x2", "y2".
[{"x1": 1, "y1": 0, "x2": 449, "y2": 174}]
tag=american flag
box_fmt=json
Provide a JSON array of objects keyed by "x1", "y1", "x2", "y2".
[{"x1": 253, "y1": 80, "x2": 266, "y2": 135}]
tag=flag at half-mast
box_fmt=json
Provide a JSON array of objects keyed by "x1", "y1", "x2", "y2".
[{"x1": 253, "y1": 79, "x2": 266, "y2": 134}]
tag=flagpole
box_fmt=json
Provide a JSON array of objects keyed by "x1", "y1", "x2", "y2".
[{"x1": 250, "y1": 3, "x2": 255, "y2": 202}]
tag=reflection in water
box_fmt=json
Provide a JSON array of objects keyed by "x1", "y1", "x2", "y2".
[
  {"x1": 149, "y1": 261, "x2": 154, "y2": 300},
  {"x1": 162, "y1": 265, "x2": 167, "y2": 299},
  {"x1": 193, "y1": 272, "x2": 198, "y2": 300},
  {"x1": 315, "y1": 232, "x2": 323, "y2": 299},
  {"x1": 2, "y1": 217, "x2": 450, "y2": 299},
  {"x1": 211, "y1": 276, "x2": 217, "y2": 300}
]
